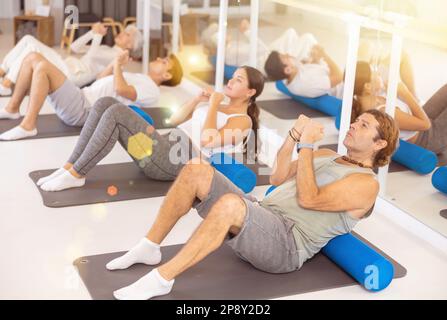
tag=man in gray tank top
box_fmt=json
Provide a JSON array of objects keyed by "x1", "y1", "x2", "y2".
[{"x1": 107, "y1": 109, "x2": 400, "y2": 300}]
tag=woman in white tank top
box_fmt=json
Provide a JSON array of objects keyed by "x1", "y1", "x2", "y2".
[
  {"x1": 351, "y1": 62, "x2": 433, "y2": 148},
  {"x1": 37, "y1": 66, "x2": 266, "y2": 192}
]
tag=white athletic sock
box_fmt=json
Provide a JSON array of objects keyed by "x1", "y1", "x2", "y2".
[
  {"x1": 40, "y1": 170, "x2": 85, "y2": 192},
  {"x1": 106, "y1": 238, "x2": 162, "y2": 271},
  {"x1": 37, "y1": 168, "x2": 68, "y2": 186},
  {"x1": 0, "y1": 126, "x2": 37, "y2": 141},
  {"x1": 0, "y1": 84, "x2": 12, "y2": 96},
  {"x1": 0, "y1": 108, "x2": 20, "y2": 120},
  {"x1": 113, "y1": 269, "x2": 174, "y2": 300}
]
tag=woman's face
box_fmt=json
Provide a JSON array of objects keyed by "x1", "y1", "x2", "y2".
[
  {"x1": 366, "y1": 70, "x2": 385, "y2": 95},
  {"x1": 115, "y1": 31, "x2": 134, "y2": 50},
  {"x1": 224, "y1": 68, "x2": 255, "y2": 100}
]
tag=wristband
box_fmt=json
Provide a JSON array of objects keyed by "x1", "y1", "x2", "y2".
[{"x1": 297, "y1": 143, "x2": 315, "y2": 153}]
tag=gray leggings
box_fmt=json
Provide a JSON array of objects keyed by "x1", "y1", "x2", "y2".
[
  {"x1": 415, "y1": 84, "x2": 447, "y2": 154},
  {"x1": 68, "y1": 97, "x2": 197, "y2": 180}
]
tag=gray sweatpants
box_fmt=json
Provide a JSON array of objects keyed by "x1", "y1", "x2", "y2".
[
  {"x1": 68, "y1": 97, "x2": 197, "y2": 179},
  {"x1": 415, "y1": 84, "x2": 447, "y2": 154}
]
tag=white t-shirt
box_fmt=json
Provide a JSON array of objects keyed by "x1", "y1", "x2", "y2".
[
  {"x1": 64, "y1": 31, "x2": 124, "y2": 87},
  {"x1": 82, "y1": 73, "x2": 160, "y2": 107},
  {"x1": 378, "y1": 99, "x2": 418, "y2": 141},
  {"x1": 286, "y1": 61, "x2": 331, "y2": 98}
]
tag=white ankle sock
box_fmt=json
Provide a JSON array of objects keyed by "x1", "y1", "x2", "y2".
[
  {"x1": 40, "y1": 170, "x2": 85, "y2": 192},
  {"x1": 106, "y1": 238, "x2": 162, "y2": 271},
  {"x1": 0, "y1": 108, "x2": 20, "y2": 120},
  {"x1": 0, "y1": 84, "x2": 12, "y2": 96},
  {"x1": 37, "y1": 168, "x2": 68, "y2": 186},
  {"x1": 113, "y1": 269, "x2": 174, "y2": 300},
  {"x1": 0, "y1": 126, "x2": 37, "y2": 141}
]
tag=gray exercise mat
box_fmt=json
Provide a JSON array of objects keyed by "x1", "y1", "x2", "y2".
[
  {"x1": 258, "y1": 99, "x2": 328, "y2": 120},
  {"x1": 73, "y1": 233, "x2": 407, "y2": 300},
  {"x1": 321, "y1": 144, "x2": 409, "y2": 173},
  {"x1": 0, "y1": 114, "x2": 82, "y2": 140},
  {"x1": 29, "y1": 162, "x2": 271, "y2": 208},
  {"x1": 0, "y1": 108, "x2": 174, "y2": 141}
]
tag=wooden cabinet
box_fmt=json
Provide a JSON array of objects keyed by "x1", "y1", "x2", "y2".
[{"x1": 14, "y1": 15, "x2": 54, "y2": 47}]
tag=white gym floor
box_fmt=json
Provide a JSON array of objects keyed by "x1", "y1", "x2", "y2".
[{"x1": 1, "y1": 14, "x2": 447, "y2": 300}]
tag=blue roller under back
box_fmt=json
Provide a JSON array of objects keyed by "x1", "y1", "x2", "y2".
[
  {"x1": 392, "y1": 139, "x2": 438, "y2": 175},
  {"x1": 432, "y1": 166, "x2": 447, "y2": 194},
  {"x1": 265, "y1": 186, "x2": 395, "y2": 292},
  {"x1": 209, "y1": 153, "x2": 257, "y2": 194},
  {"x1": 322, "y1": 233, "x2": 395, "y2": 292},
  {"x1": 275, "y1": 80, "x2": 342, "y2": 119},
  {"x1": 128, "y1": 105, "x2": 155, "y2": 126}
]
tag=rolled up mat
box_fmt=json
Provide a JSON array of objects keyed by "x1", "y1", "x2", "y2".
[
  {"x1": 128, "y1": 105, "x2": 154, "y2": 126},
  {"x1": 74, "y1": 232, "x2": 406, "y2": 300},
  {"x1": 322, "y1": 233, "x2": 394, "y2": 292},
  {"x1": 432, "y1": 167, "x2": 447, "y2": 194},
  {"x1": 210, "y1": 153, "x2": 257, "y2": 194},
  {"x1": 276, "y1": 81, "x2": 342, "y2": 118},
  {"x1": 392, "y1": 139, "x2": 438, "y2": 175}
]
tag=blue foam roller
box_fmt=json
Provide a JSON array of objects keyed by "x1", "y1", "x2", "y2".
[
  {"x1": 276, "y1": 81, "x2": 342, "y2": 118},
  {"x1": 335, "y1": 111, "x2": 341, "y2": 130},
  {"x1": 128, "y1": 105, "x2": 154, "y2": 126},
  {"x1": 392, "y1": 139, "x2": 438, "y2": 175},
  {"x1": 210, "y1": 153, "x2": 257, "y2": 194},
  {"x1": 432, "y1": 167, "x2": 447, "y2": 194},
  {"x1": 210, "y1": 56, "x2": 238, "y2": 80},
  {"x1": 322, "y1": 233, "x2": 395, "y2": 292},
  {"x1": 224, "y1": 64, "x2": 238, "y2": 80}
]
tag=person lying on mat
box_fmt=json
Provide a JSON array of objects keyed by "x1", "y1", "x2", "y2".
[
  {"x1": 0, "y1": 23, "x2": 143, "y2": 96},
  {"x1": 202, "y1": 20, "x2": 317, "y2": 76},
  {"x1": 0, "y1": 51, "x2": 183, "y2": 141},
  {"x1": 264, "y1": 42, "x2": 343, "y2": 99},
  {"x1": 357, "y1": 40, "x2": 417, "y2": 98},
  {"x1": 104, "y1": 109, "x2": 399, "y2": 300},
  {"x1": 352, "y1": 61, "x2": 446, "y2": 155},
  {"x1": 36, "y1": 66, "x2": 265, "y2": 192}
]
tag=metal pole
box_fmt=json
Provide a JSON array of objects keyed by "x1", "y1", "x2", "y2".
[
  {"x1": 143, "y1": 0, "x2": 151, "y2": 74},
  {"x1": 337, "y1": 18, "x2": 361, "y2": 155},
  {"x1": 249, "y1": 0, "x2": 260, "y2": 68},
  {"x1": 378, "y1": 31, "x2": 403, "y2": 196},
  {"x1": 172, "y1": 0, "x2": 181, "y2": 54},
  {"x1": 215, "y1": 0, "x2": 229, "y2": 92}
]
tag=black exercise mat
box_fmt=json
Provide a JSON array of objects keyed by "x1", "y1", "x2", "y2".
[
  {"x1": 29, "y1": 162, "x2": 271, "y2": 208},
  {"x1": 0, "y1": 108, "x2": 174, "y2": 141},
  {"x1": 258, "y1": 99, "x2": 328, "y2": 120},
  {"x1": 73, "y1": 233, "x2": 406, "y2": 300},
  {"x1": 320, "y1": 144, "x2": 409, "y2": 174}
]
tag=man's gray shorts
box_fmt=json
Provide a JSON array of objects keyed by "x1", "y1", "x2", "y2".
[
  {"x1": 193, "y1": 169, "x2": 301, "y2": 274},
  {"x1": 49, "y1": 79, "x2": 91, "y2": 126}
]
